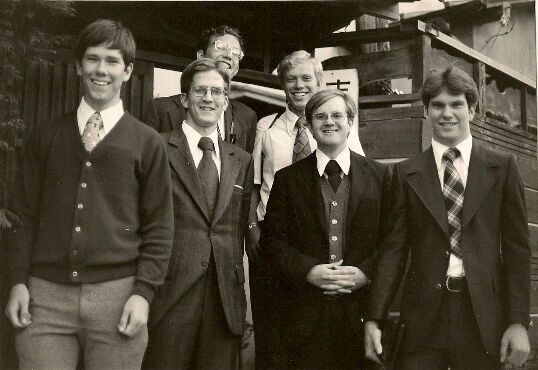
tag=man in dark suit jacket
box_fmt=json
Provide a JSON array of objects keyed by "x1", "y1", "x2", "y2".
[
  {"x1": 260, "y1": 89, "x2": 392, "y2": 369},
  {"x1": 143, "y1": 25, "x2": 257, "y2": 153},
  {"x1": 365, "y1": 67, "x2": 531, "y2": 369},
  {"x1": 144, "y1": 58, "x2": 253, "y2": 369}
]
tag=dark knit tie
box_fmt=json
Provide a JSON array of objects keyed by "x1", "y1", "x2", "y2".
[
  {"x1": 293, "y1": 116, "x2": 311, "y2": 163},
  {"x1": 81, "y1": 112, "x2": 104, "y2": 152},
  {"x1": 443, "y1": 148, "x2": 464, "y2": 258},
  {"x1": 197, "y1": 137, "x2": 219, "y2": 217},
  {"x1": 325, "y1": 160, "x2": 341, "y2": 193}
]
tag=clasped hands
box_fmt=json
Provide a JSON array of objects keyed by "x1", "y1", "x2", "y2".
[{"x1": 306, "y1": 260, "x2": 369, "y2": 295}]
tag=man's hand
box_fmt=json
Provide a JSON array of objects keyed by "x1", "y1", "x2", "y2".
[
  {"x1": 5, "y1": 283, "x2": 32, "y2": 328},
  {"x1": 118, "y1": 294, "x2": 149, "y2": 337},
  {"x1": 364, "y1": 320, "x2": 383, "y2": 365},
  {"x1": 307, "y1": 260, "x2": 355, "y2": 294},
  {"x1": 500, "y1": 323, "x2": 530, "y2": 367},
  {"x1": 245, "y1": 225, "x2": 261, "y2": 263},
  {"x1": 321, "y1": 264, "x2": 370, "y2": 293}
]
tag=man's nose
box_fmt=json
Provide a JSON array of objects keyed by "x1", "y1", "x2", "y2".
[
  {"x1": 202, "y1": 89, "x2": 214, "y2": 101},
  {"x1": 96, "y1": 60, "x2": 107, "y2": 74}
]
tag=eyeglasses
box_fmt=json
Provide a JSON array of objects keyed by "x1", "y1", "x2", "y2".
[
  {"x1": 312, "y1": 111, "x2": 348, "y2": 122},
  {"x1": 210, "y1": 40, "x2": 244, "y2": 60},
  {"x1": 190, "y1": 86, "x2": 227, "y2": 98}
]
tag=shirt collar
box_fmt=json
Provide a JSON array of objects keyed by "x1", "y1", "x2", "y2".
[
  {"x1": 316, "y1": 147, "x2": 351, "y2": 177},
  {"x1": 182, "y1": 121, "x2": 221, "y2": 158},
  {"x1": 77, "y1": 97, "x2": 124, "y2": 135},
  {"x1": 431, "y1": 134, "x2": 473, "y2": 169},
  {"x1": 283, "y1": 107, "x2": 301, "y2": 135}
]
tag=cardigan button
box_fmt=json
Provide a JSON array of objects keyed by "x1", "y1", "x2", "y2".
[
  {"x1": 85, "y1": 161, "x2": 91, "y2": 167},
  {"x1": 81, "y1": 183, "x2": 87, "y2": 188},
  {"x1": 72, "y1": 271, "x2": 78, "y2": 277},
  {"x1": 75, "y1": 226, "x2": 81, "y2": 232}
]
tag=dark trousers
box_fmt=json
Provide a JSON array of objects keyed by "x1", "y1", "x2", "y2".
[
  {"x1": 287, "y1": 298, "x2": 367, "y2": 370},
  {"x1": 145, "y1": 254, "x2": 241, "y2": 370},
  {"x1": 398, "y1": 284, "x2": 497, "y2": 370}
]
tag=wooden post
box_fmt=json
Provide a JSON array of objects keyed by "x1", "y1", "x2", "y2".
[
  {"x1": 412, "y1": 34, "x2": 431, "y2": 99},
  {"x1": 473, "y1": 61, "x2": 486, "y2": 115},
  {"x1": 520, "y1": 86, "x2": 528, "y2": 131}
]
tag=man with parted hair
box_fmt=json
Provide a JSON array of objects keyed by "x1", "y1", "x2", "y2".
[
  {"x1": 247, "y1": 50, "x2": 364, "y2": 368},
  {"x1": 260, "y1": 89, "x2": 391, "y2": 369},
  {"x1": 144, "y1": 58, "x2": 253, "y2": 369},
  {"x1": 365, "y1": 66, "x2": 531, "y2": 369},
  {"x1": 143, "y1": 25, "x2": 257, "y2": 153},
  {"x1": 5, "y1": 19, "x2": 173, "y2": 369}
]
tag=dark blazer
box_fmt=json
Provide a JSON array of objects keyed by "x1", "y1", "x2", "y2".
[
  {"x1": 143, "y1": 94, "x2": 258, "y2": 153},
  {"x1": 260, "y1": 151, "x2": 393, "y2": 343},
  {"x1": 368, "y1": 141, "x2": 530, "y2": 356},
  {"x1": 148, "y1": 126, "x2": 253, "y2": 337}
]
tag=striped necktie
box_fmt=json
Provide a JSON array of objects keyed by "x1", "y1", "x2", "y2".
[
  {"x1": 292, "y1": 116, "x2": 311, "y2": 162},
  {"x1": 443, "y1": 147, "x2": 464, "y2": 258}
]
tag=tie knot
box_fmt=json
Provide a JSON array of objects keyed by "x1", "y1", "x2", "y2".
[
  {"x1": 198, "y1": 137, "x2": 215, "y2": 152},
  {"x1": 443, "y1": 147, "x2": 461, "y2": 162},
  {"x1": 325, "y1": 160, "x2": 341, "y2": 176},
  {"x1": 87, "y1": 112, "x2": 103, "y2": 128},
  {"x1": 296, "y1": 116, "x2": 307, "y2": 128}
]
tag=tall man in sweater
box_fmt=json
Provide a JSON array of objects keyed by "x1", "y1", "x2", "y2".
[
  {"x1": 144, "y1": 58, "x2": 253, "y2": 369},
  {"x1": 5, "y1": 19, "x2": 173, "y2": 369},
  {"x1": 143, "y1": 25, "x2": 257, "y2": 153}
]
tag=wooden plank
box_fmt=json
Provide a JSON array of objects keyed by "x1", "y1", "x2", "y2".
[
  {"x1": 37, "y1": 62, "x2": 51, "y2": 123},
  {"x1": 527, "y1": 189, "x2": 538, "y2": 225},
  {"x1": 50, "y1": 62, "x2": 66, "y2": 118},
  {"x1": 315, "y1": 25, "x2": 412, "y2": 48},
  {"x1": 471, "y1": 129, "x2": 536, "y2": 158},
  {"x1": 531, "y1": 224, "x2": 538, "y2": 255},
  {"x1": 474, "y1": 115, "x2": 537, "y2": 145},
  {"x1": 323, "y1": 45, "x2": 415, "y2": 87},
  {"x1": 521, "y1": 86, "x2": 528, "y2": 131},
  {"x1": 412, "y1": 34, "x2": 431, "y2": 95},
  {"x1": 359, "y1": 105, "x2": 424, "y2": 121},
  {"x1": 65, "y1": 64, "x2": 79, "y2": 115},
  {"x1": 470, "y1": 123, "x2": 537, "y2": 154},
  {"x1": 360, "y1": 118, "x2": 422, "y2": 159},
  {"x1": 358, "y1": 93, "x2": 422, "y2": 105}
]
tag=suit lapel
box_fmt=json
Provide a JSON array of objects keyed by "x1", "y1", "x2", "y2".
[
  {"x1": 167, "y1": 128, "x2": 211, "y2": 222},
  {"x1": 407, "y1": 148, "x2": 449, "y2": 235},
  {"x1": 462, "y1": 143, "x2": 499, "y2": 226},
  {"x1": 211, "y1": 140, "x2": 241, "y2": 225},
  {"x1": 296, "y1": 154, "x2": 327, "y2": 236},
  {"x1": 167, "y1": 96, "x2": 183, "y2": 130},
  {"x1": 345, "y1": 153, "x2": 369, "y2": 241},
  {"x1": 224, "y1": 104, "x2": 233, "y2": 143}
]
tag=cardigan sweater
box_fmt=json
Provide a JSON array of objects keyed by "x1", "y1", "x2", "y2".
[{"x1": 7, "y1": 112, "x2": 173, "y2": 303}]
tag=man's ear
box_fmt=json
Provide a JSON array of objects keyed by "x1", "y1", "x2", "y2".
[
  {"x1": 196, "y1": 50, "x2": 204, "y2": 60},
  {"x1": 468, "y1": 105, "x2": 476, "y2": 121},
  {"x1": 122, "y1": 63, "x2": 134, "y2": 82},
  {"x1": 75, "y1": 60, "x2": 82, "y2": 76},
  {"x1": 223, "y1": 95, "x2": 229, "y2": 111},
  {"x1": 180, "y1": 93, "x2": 189, "y2": 109}
]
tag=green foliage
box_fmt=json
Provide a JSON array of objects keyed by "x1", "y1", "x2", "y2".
[{"x1": 0, "y1": 0, "x2": 74, "y2": 228}]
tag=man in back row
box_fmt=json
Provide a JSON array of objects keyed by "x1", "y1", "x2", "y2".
[{"x1": 144, "y1": 25, "x2": 257, "y2": 153}]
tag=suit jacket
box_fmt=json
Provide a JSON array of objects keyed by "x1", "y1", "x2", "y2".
[
  {"x1": 143, "y1": 94, "x2": 258, "y2": 153},
  {"x1": 260, "y1": 151, "x2": 393, "y2": 343},
  {"x1": 148, "y1": 126, "x2": 254, "y2": 336},
  {"x1": 368, "y1": 141, "x2": 530, "y2": 356}
]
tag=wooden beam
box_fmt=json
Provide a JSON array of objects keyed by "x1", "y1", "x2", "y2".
[
  {"x1": 412, "y1": 34, "x2": 432, "y2": 97},
  {"x1": 359, "y1": 93, "x2": 422, "y2": 104},
  {"x1": 315, "y1": 26, "x2": 413, "y2": 48},
  {"x1": 473, "y1": 61, "x2": 486, "y2": 114}
]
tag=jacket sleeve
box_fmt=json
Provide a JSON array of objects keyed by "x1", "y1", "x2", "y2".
[{"x1": 500, "y1": 154, "x2": 531, "y2": 327}]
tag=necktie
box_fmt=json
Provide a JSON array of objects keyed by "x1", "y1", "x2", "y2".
[
  {"x1": 443, "y1": 148, "x2": 464, "y2": 258},
  {"x1": 81, "y1": 112, "x2": 104, "y2": 152},
  {"x1": 293, "y1": 117, "x2": 311, "y2": 163},
  {"x1": 197, "y1": 137, "x2": 219, "y2": 217},
  {"x1": 325, "y1": 160, "x2": 341, "y2": 193}
]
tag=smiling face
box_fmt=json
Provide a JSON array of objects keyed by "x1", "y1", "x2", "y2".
[
  {"x1": 76, "y1": 44, "x2": 133, "y2": 111},
  {"x1": 198, "y1": 33, "x2": 242, "y2": 80},
  {"x1": 283, "y1": 61, "x2": 320, "y2": 117},
  {"x1": 310, "y1": 96, "x2": 352, "y2": 157},
  {"x1": 427, "y1": 88, "x2": 474, "y2": 147},
  {"x1": 181, "y1": 70, "x2": 229, "y2": 135}
]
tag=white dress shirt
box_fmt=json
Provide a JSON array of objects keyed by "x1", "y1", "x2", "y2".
[
  {"x1": 316, "y1": 147, "x2": 351, "y2": 178},
  {"x1": 77, "y1": 97, "x2": 124, "y2": 137},
  {"x1": 182, "y1": 122, "x2": 221, "y2": 179},
  {"x1": 431, "y1": 134, "x2": 473, "y2": 277}
]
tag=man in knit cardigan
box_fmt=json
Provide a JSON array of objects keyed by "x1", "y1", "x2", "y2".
[{"x1": 4, "y1": 19, "x2": 173, "y2": 369}]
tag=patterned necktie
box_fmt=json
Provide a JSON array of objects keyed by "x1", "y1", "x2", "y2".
[
  {"x1": 81, "y1": 112, "x2": 104, "y2": 152},
  {"x1": 443, "y1": 148, "x2": 464, "y2": 258},
  {"x1": 197, "y1": 137, "x2": 219, "y2": 217},
  {"x1": 325, "y1": 160, "x2": 341, "y2": 193},
  {"x1": 293, "y1": 116, "x2": 311, "y2": 163}
]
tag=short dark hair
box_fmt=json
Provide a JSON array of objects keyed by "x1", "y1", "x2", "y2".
[
  {"x1": 422, "y1": 67, "x2": 479, "y2": 109},
  {"x1": 180, "y1": 58, "x2": 230, "y2": 94},
  {"x1": 198, "y1": 25, "x2": 244, "y2": 52},
  {"x1": 305, "y1": 89, "x2": 357, "y2": 124},
  {"x1": 76, "y1": 19, "x2": 136, "y2": 66}
]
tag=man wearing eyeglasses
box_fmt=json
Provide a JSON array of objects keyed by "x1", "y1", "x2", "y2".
[
  {"x1": 144, "y1": 58, "x2": 254, "y2": 370},
  {"x1": 259, "y1": 89, "x2": 392, "y2": 369},
  {"x1": 143, "y1": 25, "x2": 258, "y2": 153}
]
